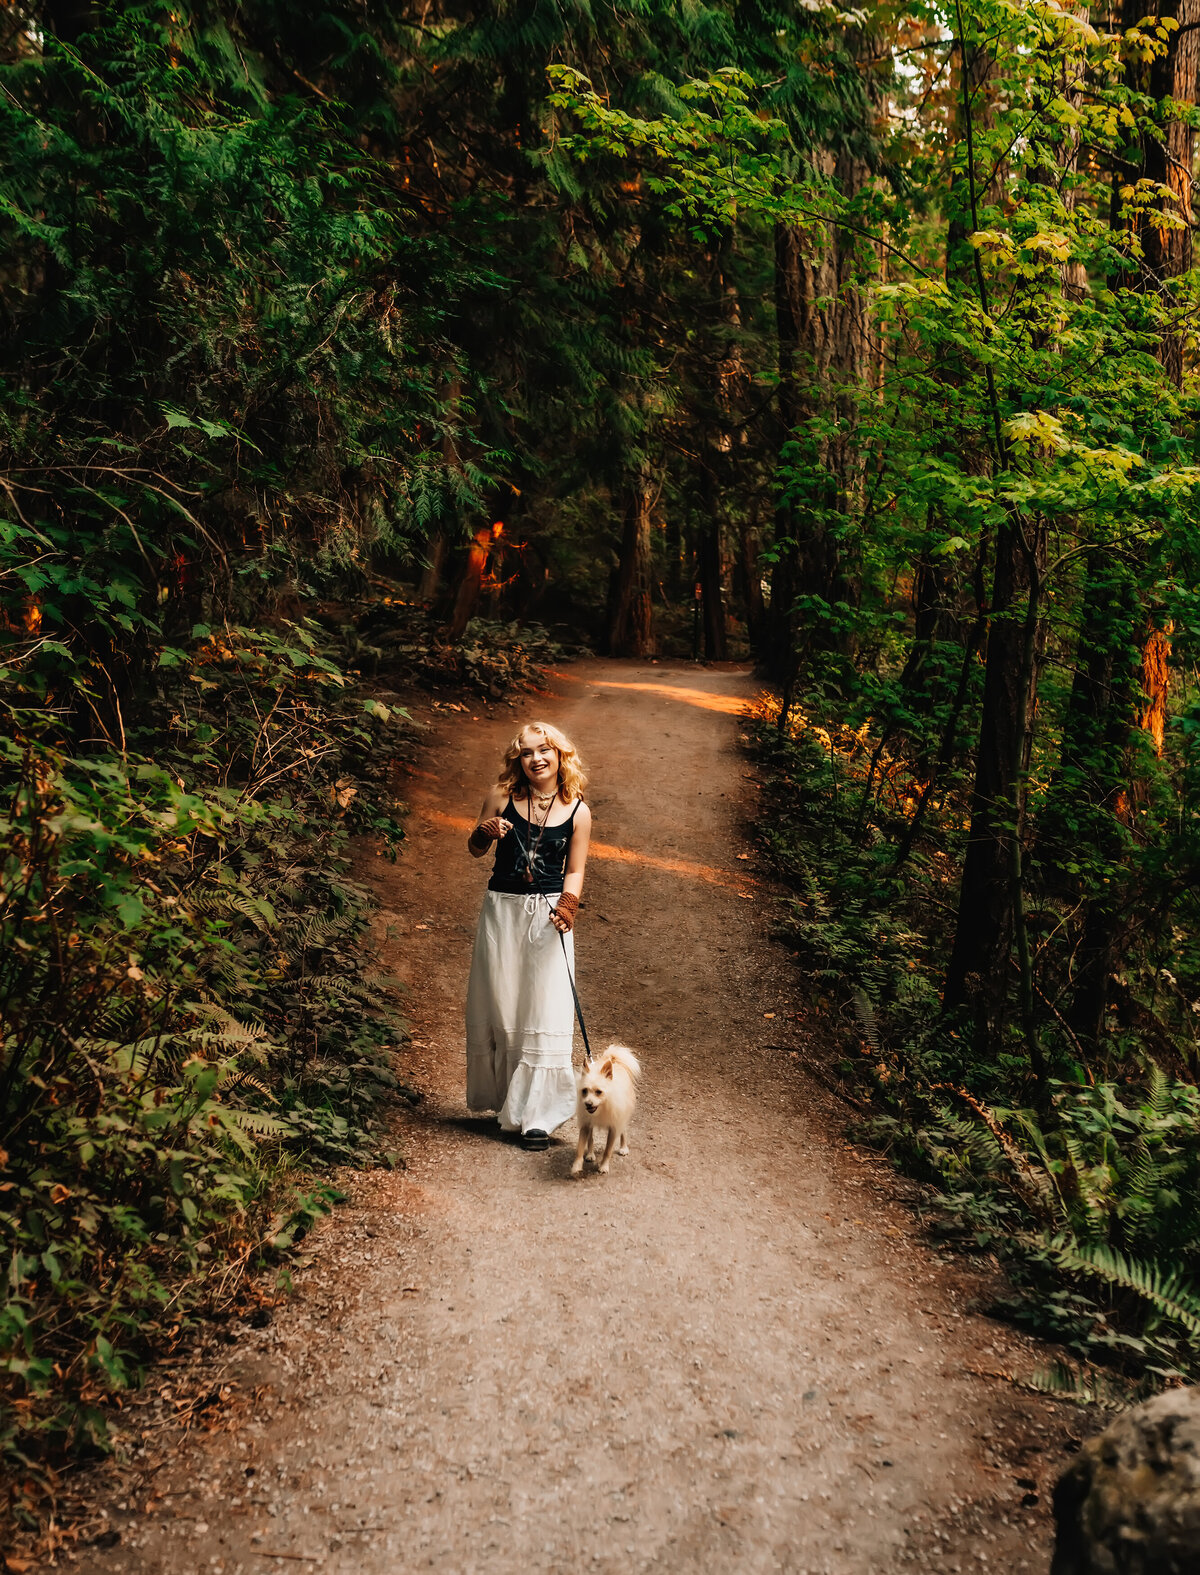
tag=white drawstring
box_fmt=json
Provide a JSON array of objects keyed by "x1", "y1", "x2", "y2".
[{"x1": 523, "y1": 891, "x2": 547, "y2": 943}]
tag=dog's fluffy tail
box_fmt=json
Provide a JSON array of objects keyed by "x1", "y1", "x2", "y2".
[{"x1": 604, "y1": 1042, "x2": 641, "y2": 1081}]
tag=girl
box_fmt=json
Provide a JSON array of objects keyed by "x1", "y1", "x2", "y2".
[{"x1": 465, "y1": 722, "x2": 592, "y2": 1150}]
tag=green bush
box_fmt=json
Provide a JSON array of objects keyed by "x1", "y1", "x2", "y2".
[
  {"x1": 0, "y1": 621, "x2": 412, "y2": 1472},
  {"x1": 753, "y1": 708, "x2": 1200, "y2": 1390}
]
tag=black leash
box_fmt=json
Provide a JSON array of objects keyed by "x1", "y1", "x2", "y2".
[{"x1": 553, "y1": 912, "x2": 593, "y2": 1066}]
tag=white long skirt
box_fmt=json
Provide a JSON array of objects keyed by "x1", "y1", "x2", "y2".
[{"x1": 466, "y1": 889, "x2": 578, "y2": 1136}]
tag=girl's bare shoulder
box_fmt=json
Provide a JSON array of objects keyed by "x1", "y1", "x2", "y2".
[
  {"x1": 480, "y1": 785, "x2": 509, "y2": 816},
  {"x1": 572, "y1": 799, "x2": 592, "y2": 829}
]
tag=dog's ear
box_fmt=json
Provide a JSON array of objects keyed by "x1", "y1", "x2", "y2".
[{"x1": 603, "y1": 1061, "x2": 614, "y2": 1079}]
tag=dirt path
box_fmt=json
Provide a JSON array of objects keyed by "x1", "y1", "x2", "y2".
[{"x1": 85, "y1": 660, "x2": 1086, "y2": 1574}]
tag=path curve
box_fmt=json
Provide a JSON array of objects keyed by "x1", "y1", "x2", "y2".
[{"x1": 89, "y1": 660, "x2": 1083, "y2": 1575}]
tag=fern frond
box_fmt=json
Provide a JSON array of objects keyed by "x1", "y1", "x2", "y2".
[
  {"x1": 852, "y1": 989, "x2": 879, "y2": 1052},
  {"x1": 1061, "y1": 1130, "x2": 1111, "y2": 1239},
  {"x1": 184, "y1": 1003, "x2": 268, "y2": 1042},
  {"x1": 933, "y1": 1086, "x2": 1057, "y2": 1217},
  {"x1": 1053, "y1": 1240, "x2": 1200, "y2": 1338},
  {"x1": 223, "y1": 1110, "x2": 294, "y2": 1140},
  {"x1": 1121, "y1": 1140, "x2": 1163, "y2": 1240},
  {"x1": 292, "y1": 973, "x2": 361, "y2": 996},
  {"x1": 1025, "y1": 1359, "x2": 1138, "y2": 1411},
  {"x1": 1144, "y1": 1062, "x2": 1170, "y2": 1126},
  {"x1": 932, "y1": 1105, "x2": 1009, "y2": 1176},
  {"x1": 219, "y1": 1070, "x2": 274, "y2": 1100},
  {"x1": 186, "y1": 890, "x2": 276, "y2": 930}
]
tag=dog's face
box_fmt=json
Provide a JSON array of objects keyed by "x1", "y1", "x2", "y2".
[{"x1": 578, "y1": 1060, "x2": 613, "y2": 1115}]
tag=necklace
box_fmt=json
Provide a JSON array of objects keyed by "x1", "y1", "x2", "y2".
[{"x1": 517, "y1": 791, "x2": 555, "y2": 885}]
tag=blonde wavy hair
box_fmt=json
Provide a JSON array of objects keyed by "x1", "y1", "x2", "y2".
[{"x1": 497, "y1": 720, "x2": 587, "y2": 803}]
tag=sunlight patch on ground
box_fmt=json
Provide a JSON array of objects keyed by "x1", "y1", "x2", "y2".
[
  {"x1": 586, "y1": 680, "x2": 758, "y2": 716},
  {"x1": 420, "y1": 809, "x2": 748, "y2": 890}
]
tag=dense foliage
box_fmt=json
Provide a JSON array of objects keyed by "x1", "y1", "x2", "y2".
[{"x1": 4, "y1": 0, "x2": 1200, "y2": 1502}]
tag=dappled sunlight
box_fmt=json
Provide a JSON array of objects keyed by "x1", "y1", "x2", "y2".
[
  {"x1": 588, "y1": 837, "x2": 742, "y2": 890},
  {"x1": 588, "y1": 679, "x2": 763, "y2": 716},
  {"x1": 419, "y1": 809, "x2": 749, "y2": 891}
]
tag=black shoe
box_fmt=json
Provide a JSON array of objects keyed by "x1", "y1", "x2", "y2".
[{"x1": 521, "y1": 1129, "x2": 549, "y2": 1151}]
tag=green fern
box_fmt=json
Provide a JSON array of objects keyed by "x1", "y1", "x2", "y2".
[
  {"x1": 187, "y1": 890, "x2": 277, "y2": 931},
  {"x1": 1051, "y1": 1239, "x2": 1200, "y2": 1340},
  {"x1": 1025, "y1": 1359, "x2": 1141, "y2": 1411},
  {"x1": 222, "y1": 1110, "x2": 295, "y2": 1141}
]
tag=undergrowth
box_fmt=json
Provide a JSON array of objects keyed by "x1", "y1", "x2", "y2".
[
  {"x1": 0, "y1": 619, "x2": 416, "y2": 1501},
  {"x1": 338, "y1": 595, "x2": 588, "y2": 697},
  {"x1": 751, "y1": 700, "x2": 1200, "y2": 1399}
]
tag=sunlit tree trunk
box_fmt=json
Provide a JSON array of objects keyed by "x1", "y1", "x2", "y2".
[{"x1": 446, "y1": 521, "x2": 499, "y2": 640}]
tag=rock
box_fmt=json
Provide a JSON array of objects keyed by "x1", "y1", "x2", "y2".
[{"x1": 1052, "y1": 1387, "x2": 1200, "y2": 1574}]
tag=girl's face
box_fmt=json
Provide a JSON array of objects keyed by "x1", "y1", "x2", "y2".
[{"x1": 519, "y1": 731, "x2": 559, "y2": 793}]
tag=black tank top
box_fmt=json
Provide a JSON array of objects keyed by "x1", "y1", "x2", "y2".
[{"x1": 488, "y1": 796, "x2": 581, "y2": 895}]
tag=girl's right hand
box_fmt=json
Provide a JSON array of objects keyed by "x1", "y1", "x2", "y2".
[{"x1": 478, "y1": 816, "x2": 510, "y2": 841}]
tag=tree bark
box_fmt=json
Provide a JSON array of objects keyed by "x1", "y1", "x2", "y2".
[
  {"x1": 1053, "y1": 552, "x2": 1140, "y2": 1043},
  {"x1": 738, "y1": 503, "x2": 766, "y2": 656},
  {"x1": 1120, "y1": 0, "x2": 1200, "y2": 384},
  {"x1": 419, "y1": 529, "x2": 448, "y2": 602},
  {"x1": 1140, "y1": 624, "x2": 1173, "y2": 757},
  {"x1": 608, "y1": 472, "x2": 654, "y2": 657},
  {"x1": 697, "y1": 516, "x2": 727, "y2": 661},
  {"x1": 446, "y1": 522, "x2": 498, "y2": 641},
  {"x1": 943, "y1": 515, "x2": 1047, "y2": 1052}
]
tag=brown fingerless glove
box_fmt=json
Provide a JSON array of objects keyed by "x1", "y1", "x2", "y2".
[
  {"x1": 553, "y1": 891, "x2": 580, "y2": 930},
  {"x1": 469, "y1": 825, "x2": 494, "y2": 853}
]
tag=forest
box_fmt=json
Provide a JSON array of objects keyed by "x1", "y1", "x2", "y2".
[{"x1": 3, "y1": 0, "x2": 1200, "y2": 1510}]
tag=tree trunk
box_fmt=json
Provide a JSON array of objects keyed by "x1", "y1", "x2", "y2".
[
  {"x1": 446, "y1": 522, "x2": 498, "y2": 641},
  {"x1": 1120, "y1": 0, "x2": 1200, "y2": 383},
  {"x1": 1048, "y1": 552, "x2": 1139, "y2": 1043},
  {"x1": 608, "y1": 472, "x2": 654, "y2": 657},
  {"x1": 943, "y1": 515, "x2": 1047, "y2": 1053},
  {"x1": 1140, "y1": 624, "x2": 1173, "y2": 757},
  {"x1": 738, "y1": 504, "x2": 766, "y2": 655},
  {"x1": 43, "y1": 0, "x2": 96, "y2": 44},
  {"x1": 419, "y1": 529, "x2": 448, "y2": 602},
  {"x1": 698, "y1": 518, "x2": 727, "y2": 660}
]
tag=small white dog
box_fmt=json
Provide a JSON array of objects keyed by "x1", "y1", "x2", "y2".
[{"x1": 571, "y1": 1043, "x2": 641, "y2": 1176}]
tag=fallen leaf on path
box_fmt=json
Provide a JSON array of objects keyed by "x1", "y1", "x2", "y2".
[
  {"x1": 763, "y1": 1013, "x2": 775, "y2": 1020},
  {"x1": 737, "y1": 892, "x2": 754, "y2": 899},
  {"x1": 736, "y1": 853, "x2": 750, "y2": 860}
]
